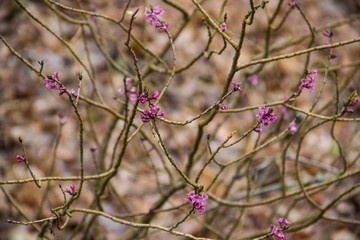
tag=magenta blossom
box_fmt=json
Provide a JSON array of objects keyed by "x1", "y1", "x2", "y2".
[
  {"x1": 247, "y1": 74, "x2": 258, "y2": 85},
  {"x1": 44, "y1": 72, "x2": 60, "y2": 90},
  {"x1": 219, "y1": 104, "x2": 228, "y2": 110},
  {"x1": 119, "y1": 78, "x2": 137, "y2": 101},
  {"x1": 138, "y1": 92, "x2": 148, "y2": 104},
  {"x1": 299, "y1": 70, "x2": 317, "y2": 93},
  {"x1": 289, "y1": 122, "x2": 297, "y2": 134},
  {"x1": 70, "y1": 89, "x2": 77, "y2": 97},
  {"x1": 16, "y1": 155, "x2": 25, "y2": 163},
  {"x1": 125, "y1": 77, "x2": 132, "y2": 84},
  {"x1": 65, "y1": 184, "x2": 76, "y2": 196},
  {"x1": 185, "y1": 191, "x2": 208, "y2": 214},
  {"x1": 231, "y1": 81, "x2": 244, "y2": 92},
  {"x1": 138, "y1": 90, "x2": 159, "y2": 103},
  {"x1": 254, "y1": 123, "x2": 263, "y2": 133},
  {"x1": 129, "y1": 94, "x2": 137, "y2": 101},
  {"x1": 118, "y1": 88, "x2": 125, "y2": 95},
  {"x1": 138, "y1": 89, "x2": 164, "y2": 122},
  {"x1": 256, "y1": 105, "x2": 277, "y2": 126},
  {"x1": 341, "y1": 92, "x2": 360, "y2": 113},
  {"x1": 140, "y1": 104, "x2": 165, "y2": 122},
  {"x1": 220, "y1": 22, "x2": 227, "y2": 31},
  {"x1": 59, "y1": 87, "x2": 67, "y2": 96},
  {"x1": 289, "y1": 0, "x2": 295, "y2": 6},
  {"x1": 144, "y1": 6, "x2": 170, "y2": 31},
  {"x1": 255, "y1": 105, "x2": 277, "y2": 133},
  {"x1": 270, "y1": 218, "x2": 291, "y2": 240},
  {"x1": 322, "y1": 29, "x2": 333, "y2": 38}
]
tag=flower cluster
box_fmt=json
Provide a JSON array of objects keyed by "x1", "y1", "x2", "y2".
[
  {"x1": 141, "y1": 104, "x2": 165, "y2": 122},
  {"x1": 44, "y1": 72, "x2": 77, "y2": 97},
  {"x1": 138, "y1": 89, "x2": 164, "y2": 122},
  {"x1": 231, "y1": 81, "x2": 244, "y2": 92},
  {"x1": 341, "y1": 91, "x2": 360, "y2": 113},
  {"x1": 144, "y1": 6, "x2": 170, "y2": 31},
  {"x1": 289, "y1": 122, "x2": 297, "y2": 134},
  {"x1": 255, "y1": 105, "x2": 277, "y2": 133},
  {"x1": 299, "y1": 70, "x2": 317, "y2": 93},
  {"x1": 64, "y1": 184, "x2": 76, "y2": 196},
  {"x1": 44, "y1": 72, "x2": 60, "y2": 90},
  {"x1": 118, "y1": 78, "x2": 137, "y2": 101},
  {"x1": 16, "y1": 155, "x2": 25, "y2": 163},
  {"x1": 138, "y1": 90, "x2": 159, "y2": 104},
  {"x1": 185, "y1": 191, "x2": 208, "y2": 214},
  {"x1": 269, "y1": 218, "x2": 291, "y2": 240},
  {"x1": 322, "y1": 29, "x2": 333, "y2": 38}
]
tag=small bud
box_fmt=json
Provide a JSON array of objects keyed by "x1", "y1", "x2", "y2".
[
  {"x1": 322, "y1": 29, "x2": 333, "y2": 38},
  {"x1": 78, "y1": 71, "x2": 83, "y2": 80},
  {"x1": 16, "y1": 155, "x2": 25, "y2": 163}
]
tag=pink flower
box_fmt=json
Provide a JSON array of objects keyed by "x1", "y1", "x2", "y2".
[
  {"x1": 256, "y1": 105, "x2": 277, "y2": 126},
  {"x1": 138, "y1": 89, "x2": 164, "y2": 122},
  {"x1": 140, "y1": 104, "x2": 165, "y2": 122},
  {"x1": 129, "y1": 94, "x2": 137, "y2": 101},
  {"x1": 138, "y1": 92, "x2": 148, "y2": 104},
  {"x1": 16, "y1": 155, "x2": 25, "y2": 163},
  {"x1": 118, "y1": 88, "x2": 125, "y2": 95},
  {"x1": 220, "y1": 22, "x2": 227, "y2": 30},
  {"x1": 274, "y1": 228, "x2": 286, "y2": 239},
  {"x1": 283, "y1": 219, "x2": 291, "y2": 226},
  {"x1": 341, "y1": 91, "x2": 360, "y2": 113},
  {"x1": 269, "y1": 224, "x2": 276, "y2": 232},
  {"x1": 289, "y1": 122, "x2": 297, "y2": 134},
  {"x1": 270, "y1": 218, "x2": 290, "y2": 239},
  {"x1": 159, "y1": 23, "x2": 170, "y2": 31},
  {"x1": 119, "y1": 85, "x2": 137, "y2": 100},
  {"x1": 254, "y1": 123, "x2": 263, "y2": 133},
  {"x1": 125, "y1": 78, "x2": 132, "y2": 84},
  {"x1": 129, "y1": 86, "x2": 136, "y2": 93},
  {"x1": 52, "y1": 72, "x2": 59, "y2": 80},
  {"x1": 44, "y1": 78, "x2": 60, "y2": 90},
  {"x1": 70, "y1": 89, "x2": 77, "y2": 97},
  {"x1": 289, "y1": 0, "x2": 295, "y2": 6},
  {"x1": 247, "y1": 74, "x2": 258, "y2": 85},
  {"x1": 231, "y1": 81, "x2": 243, "y2": 92},
  {"x1": 255, "y1": 105, "x2": 277, "y2": 133},
  {"x1": 219, "y1": 104, "x2": 228, "y2": 110},
  {"x1": 145, "y1": 6, "x2": 169, "y2": 31},
  {"x1": 64, "y1": 184, "x2": 76, "y2": 196},
  {"x1": 150, "y1": 90, "x2": 159, "y2": 100},
  {"x1": 44, "y1": 72, "x2": 61, "y2": 90},
  {"x1": 59, "y1": 87, "x2": 66, "y2": 96},
  {"x1": 322, "y1": 29, "x2": 333, "y2": 38},
  {"x1": 90, "y1": 146, "x2": 97, "y2": 152}
]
